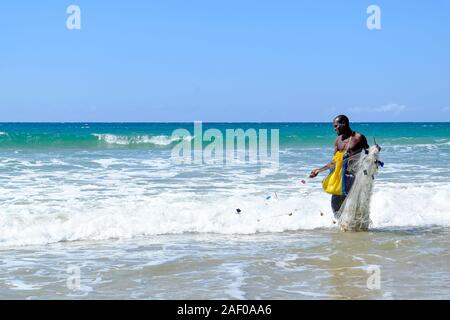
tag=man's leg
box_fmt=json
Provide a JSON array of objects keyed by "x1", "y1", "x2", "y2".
[
  {"x1": 344, "y1": 174, "x2": 355, "y2": 194},
  {"x1": 331, "y1": 195, "x2": 346, "y2": 219},
  {"x1": 332, "y1": 174, "x2": 355, "y2": 220}
]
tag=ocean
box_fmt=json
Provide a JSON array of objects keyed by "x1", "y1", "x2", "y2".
[{"x1": 0, "y1": 122, "x2": 449, "y2": 299}]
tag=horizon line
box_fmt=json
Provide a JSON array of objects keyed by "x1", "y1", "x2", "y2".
[{"x1": 0, "y1": 121, "x2": 449, "y2": 124}]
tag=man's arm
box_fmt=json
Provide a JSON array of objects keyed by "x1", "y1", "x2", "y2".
[{"x1": 309, "y1": 161, "x2": 334, "y2": 178}]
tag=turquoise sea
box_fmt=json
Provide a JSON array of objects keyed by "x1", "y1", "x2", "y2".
[
  {"x1": 0, "y1": 122, "x2": 449, "y2": 148},
  {"x1": 0, "y1": 122, "x2": 449, "y2": 299}
]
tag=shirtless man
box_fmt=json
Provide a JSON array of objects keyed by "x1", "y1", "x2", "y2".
[{"x1": 309, "y1": 115, "x2": 369, "y2": 218}]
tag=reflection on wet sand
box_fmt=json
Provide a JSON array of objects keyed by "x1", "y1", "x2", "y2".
[{"x1": 326, "y1": 231, "x2": 383, "y2": 299}]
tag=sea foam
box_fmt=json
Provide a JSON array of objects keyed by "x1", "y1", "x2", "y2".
[
  {"x1": 1, "y1": 183, "x2": 449, "y2": 247},
  {"x1": 93, "y1": 134, "x2": 193, "y2": 146}
]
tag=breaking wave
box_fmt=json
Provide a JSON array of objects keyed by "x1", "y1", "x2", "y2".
[
  {"x1": 92, "y1": 134, "x2": 193, "y2": 146},
  {"x1": 1, "y1": 182, "x2": 449, "y2": 247}
]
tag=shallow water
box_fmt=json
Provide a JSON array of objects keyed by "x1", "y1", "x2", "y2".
[
  {"x1": 1, "y1": 227, "x2": 449, "y2": 299},
  {"x1": 0, "y1": 123, "x2": 449, "y2": 299}
]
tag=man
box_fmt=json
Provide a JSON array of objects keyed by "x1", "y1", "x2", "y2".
[{"x1": 309, "y1": 115, "x2": 369, "y2": 218}]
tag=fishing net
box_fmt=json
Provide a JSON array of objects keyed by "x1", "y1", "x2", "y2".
[{"x1": 338, "y1": 145, "x2": 381, "y2": 231}]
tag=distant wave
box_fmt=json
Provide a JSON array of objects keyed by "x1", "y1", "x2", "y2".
[
  {"x1": 92, "y1": 134, "x2": 194, "y2": 146},
  {"x1": 0, "y1": 132, "x2": 194, "y2": 148}
]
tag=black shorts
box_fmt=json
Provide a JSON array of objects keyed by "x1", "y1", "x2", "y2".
[
  {"x1": 331, "y1": 195, "x2": 346, "y2": 219},
  {"x1": 331, "y1": 174, "x2": 355, "y2": 218}
]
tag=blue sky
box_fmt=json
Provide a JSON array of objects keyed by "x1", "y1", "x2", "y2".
[{"x1": 1, "y1": 0, "x2": 449, "y2": 122}]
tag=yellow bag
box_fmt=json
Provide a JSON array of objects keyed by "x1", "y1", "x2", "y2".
[{"x1": 322, "y1": 150, "x2": 346, "y2": 195}]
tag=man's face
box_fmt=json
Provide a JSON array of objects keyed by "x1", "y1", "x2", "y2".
[{"x1": 333, "y1": 119, "x2": 346, "y2": 135}]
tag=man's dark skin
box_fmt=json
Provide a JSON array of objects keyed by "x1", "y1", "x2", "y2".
[
  {"x1": 309, "y1": 115, "x2": 369, "y2": 217},
  {"x1": 310, "y1": 115, "x2": 368, "y2": 178}
]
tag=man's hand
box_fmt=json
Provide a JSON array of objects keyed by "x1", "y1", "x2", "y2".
[{"x1": 309, "y1": 169, "x2": 320, "y2": 178}]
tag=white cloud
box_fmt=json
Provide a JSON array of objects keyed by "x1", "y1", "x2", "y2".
[
  {"x1": 374, "y1": 103, "x2": 406, "y2": 114},
  {"x1": 348, "y1": 103, "x2": 407, "y2": 117}
]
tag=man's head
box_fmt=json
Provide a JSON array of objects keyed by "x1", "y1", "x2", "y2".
[{"x1": 333, "y1": 115, "x2": 350, "y2": 135}]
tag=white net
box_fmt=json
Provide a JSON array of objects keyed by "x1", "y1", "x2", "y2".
[{"x1": 338, "y1": 145, "x2": 381, "y2": 232}]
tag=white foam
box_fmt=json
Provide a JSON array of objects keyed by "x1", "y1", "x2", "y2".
[
  {"x1": 7, "y1": 279, "x2": 40, "y2": 291},
  {"x1": 370, "y1": 184, "x2": 450, "y2": 228},
  {"x1": 0, "y1": 145, "x2": 449, "y2": 249},
  {"x1": 91, "y1": 158, "x2": 122, "y2": 168},
  {"x1": 0, "y1": 189, "x2": 325, "y2": 247},
  {"x1": 222, "y1": 263, "x2": 247, "y2": 299},
  {"x1": 93, "y1": 134, "x2": 193, "y2": 146}
]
